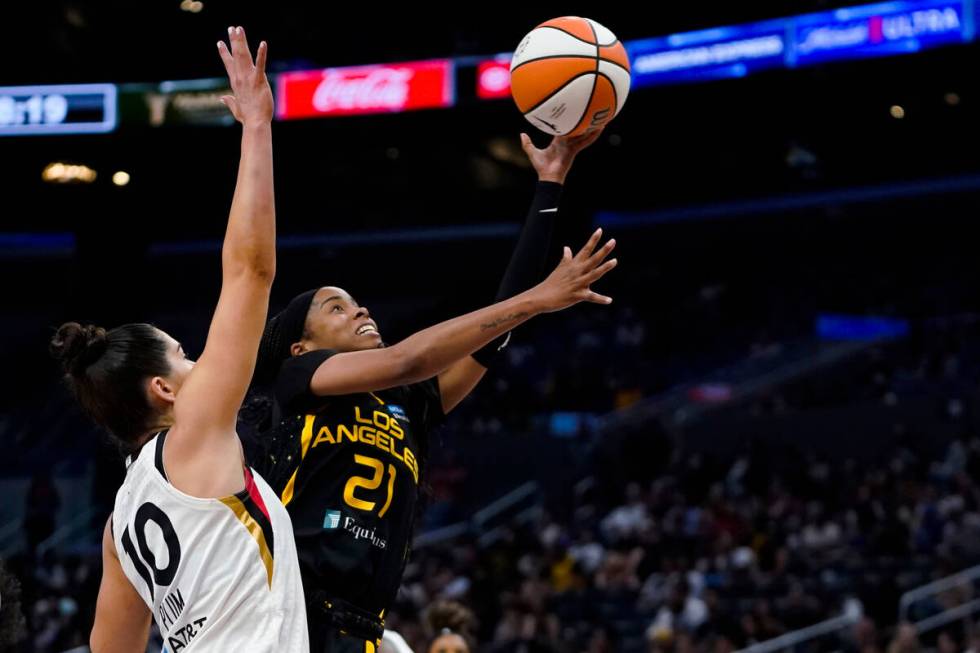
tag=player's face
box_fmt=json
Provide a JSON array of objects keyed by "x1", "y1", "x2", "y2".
[
  {"x1": 429, "y1": 634, "x2": 469, "y2": 653},
  {"x1": 158, "y1": 329, "x2": 195, "y2": 383},
  {"x1": 153, "y1": 329, "x2": 196, "y2": 401},
  {"x1": 303, "y1": 286, "x2": 383, "y2": 353}
]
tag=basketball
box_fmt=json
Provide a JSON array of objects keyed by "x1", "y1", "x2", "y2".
[{"x1": 510, "y1": 16, "x2": 631, "y2": 137}]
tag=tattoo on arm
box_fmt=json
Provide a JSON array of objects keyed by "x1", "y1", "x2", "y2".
[{"x1": 480, "y1": 312, "x2": 529, "y2": 331}]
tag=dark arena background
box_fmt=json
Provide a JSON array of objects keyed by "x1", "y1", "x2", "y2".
[{"x1": 4, "y1": 1, "x2": 980, "y2": 652}]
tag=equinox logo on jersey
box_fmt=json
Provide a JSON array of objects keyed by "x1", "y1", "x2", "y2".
[
  {"x1": 322, "y1": 510, "x2": 388, "y2": 549},
  {"x1": 323, "y1": 509, "x2": 342, "y2": 530},
  {"x1": 343, "y1": 516, "x2": 387, "y2": 549}
]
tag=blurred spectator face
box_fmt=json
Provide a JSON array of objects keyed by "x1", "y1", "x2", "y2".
[
  {"x1": 704, "y1": 589, "x2": 720, "y2": 613},
  {"x1": 853, "y1": 617, "x2": 877, "y2": 649},
  {"x1": 669, "y1": 580, "x2": 690, "y2": 612},
  {"x1": 712, "y1": 636, "x2": 735, "y2": 653},
  {"x1": 888, "y1": 623, "x2": 919, "y2": 653},
  {"x1": 429, "y1": 632, "x2": 469, "y2": 653},
  {"x1": 966, "y1": 632, "x2": 980, "y2": 653},
  {"x1": 648, "y1": 630, "x2": 674, "y2": 653},
  {"x1": 677, "y1": 633, "x2": 697, "y2": 653},
  {"x1": 627, "y1": 483, "x2": 643, "y2": 503},
  {"x1": 937, "y1": 631, "x2": 957, "y2": 653},
  {"x1": 587, "y1": 627, "x2": 613, "y2": 653}
]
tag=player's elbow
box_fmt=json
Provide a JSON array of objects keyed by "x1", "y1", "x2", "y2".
[
  {"x1": 224, "y1": 250, "x2": 276, "y2": 286},
  {"x1": 250, "y1": 260, "x2": 276, "y2": 286}
]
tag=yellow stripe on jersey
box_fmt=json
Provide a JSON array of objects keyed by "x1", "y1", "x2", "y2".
[
  {"x1": 365, "y1": 609, "x2": 385, "y2": 652},
  {"x1": 378, "y1": 464, "x2": 396, "y2": 518},
  {"x1": 281, "y1": 414, "x2": 316, "y2": 507},
  {"x1": 368, "y1": 392, "x2": 385, "y2": 405},
  {"x1": 219, "y1": 495, "x2": 274, "y2": 588}
]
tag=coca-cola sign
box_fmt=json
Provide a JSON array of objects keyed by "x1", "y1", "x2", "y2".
[{"x1": 277, "y1": 60, "x2": 455, "y2": 119}]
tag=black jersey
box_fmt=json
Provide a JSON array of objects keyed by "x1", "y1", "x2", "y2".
[{"x1": 254, "y1": 349, "x2": 443, "y2": 617}]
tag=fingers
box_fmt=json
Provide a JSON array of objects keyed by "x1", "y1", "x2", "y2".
[
  {"x1": 228, "y1": 26, "x2": 241, "y2": 61},
  {"x1": 562, "y1": 246, "x2": 573, "y2": 262},
  {"x1": 222, "y1": 26, "x2": 266, "y2": 87},
  {"x1": 217, "y1": 27, "x2": 272, "y2": 123},
  {"x1": 584, "y1": 291, "x2": 613, "y2": 305},
  {"x1": 255, "y1": 41, "x2": 268, "y2": 74},
  {"x1": 217, "y1": 40, "x2": 235, "y2": 78},
  {"x1": 575, "y1": 228, "x2": 603, "y2": 260},
  {"x1": 552, "y1": 133, "x2": 573, "y2": 148},
  {"x1": 585, "y1": 257, "x2": 617, "y2": 284},
  {"x1": 520, "y1": 133, "x2": 533, "y2": 152},
  {"x1": 577, "y1": 127, "x2": 605, "y2": 149},
  {"x1": 587, "y1": 237, "x2": 616, "y2": 267},
  {"x1": 220, "y1": 95, "x2": 240, "y2": 120},
  {"x1": 237, "y1": 26, "x2": 252, "y2": 60},
  {"x1": 229, "y1": 26, "x2": 253, "y2": 74},
  {"x1": 566, "y1": 127, "x2": 604, "y2": 154}
]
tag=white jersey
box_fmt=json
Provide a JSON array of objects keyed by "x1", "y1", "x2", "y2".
[{"x1": 112, "y1": 431, "x2": 309, "y2": 652}]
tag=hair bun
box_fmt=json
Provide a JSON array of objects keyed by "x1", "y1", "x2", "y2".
[{"x1": 50, "y1": 322, "x2": 108, "y2": 375}]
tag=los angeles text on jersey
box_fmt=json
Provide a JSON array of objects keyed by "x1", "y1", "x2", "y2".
[{"x1": 310, "y1": 406, "x2": 419, "y2": 482}]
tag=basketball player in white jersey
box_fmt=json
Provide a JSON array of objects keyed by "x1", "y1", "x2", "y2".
[{"x1": 49, "y1": 27, "x2": 309, "y2": 652}]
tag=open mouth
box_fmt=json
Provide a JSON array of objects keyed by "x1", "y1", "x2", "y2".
[{"x1": 356, "y1": 324, "x2": 379, "y2": 336}]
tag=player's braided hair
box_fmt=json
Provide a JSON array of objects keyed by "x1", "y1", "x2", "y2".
[
  {"x1": 241, "y1": 288, "x2": 318, "y2": 481},
  {"x1": 252, "y1": 288, "x2": 319, "y2": 389}
]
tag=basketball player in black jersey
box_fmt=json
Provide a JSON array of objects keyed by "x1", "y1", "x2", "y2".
[{"x1": 249, "y1": 130, "x2": 615, "y2": 652}]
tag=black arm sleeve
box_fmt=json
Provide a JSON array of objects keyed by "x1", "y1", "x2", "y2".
[{"x1": 471, "y1": 181, "x2": 563, "y2": 368}]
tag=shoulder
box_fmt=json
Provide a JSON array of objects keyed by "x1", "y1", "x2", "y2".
[
  {"x1": 273, "y1": 349, "x2": 339, "y2": 413},
  {"x1": 277, "y1": 349, "x2": 337, "y2": 392},
  {"x1": 280, "y1": 349, "x2": 338, "y2": 375}
]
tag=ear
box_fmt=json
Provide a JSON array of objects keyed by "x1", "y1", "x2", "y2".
[
  {"x1": 147, "y1": 376, "x2": 177, "y2": 407},
  {"x1": 289, "y1": 341, "x2": 307, "y2": 357}
]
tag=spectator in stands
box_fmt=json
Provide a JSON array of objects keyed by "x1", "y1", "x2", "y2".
[
  {"x1": 24, "y1": 472, "x2": 59, "y2": 553},
  {"x1": 887, "y1": 623, "x2": 920, "y2": 653},
  {"x1": 0, "y1": 557, "x2": 27, "y2": 650},
  {"x1": 647, "y1": 578, "x2": 708, "y2": 640},
  {"x1": 426, "y1": 600, "x2": 477, "y2": 653}
]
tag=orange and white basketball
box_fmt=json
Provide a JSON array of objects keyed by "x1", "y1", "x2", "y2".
[{"x1": 510, "y1": 17, "x2": 631, "y2": 137}]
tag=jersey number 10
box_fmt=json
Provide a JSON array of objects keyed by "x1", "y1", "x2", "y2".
[{"x1": 120, "y1": 502, "x2": 182, "y2": 599}]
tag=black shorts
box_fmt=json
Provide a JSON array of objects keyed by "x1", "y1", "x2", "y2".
[
  {"x1": 306, "y1": 594, "x2": 385, "y2": 653},
  {"x1": 309, "y1": 621, "x2": 381, "y2": 653}
]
